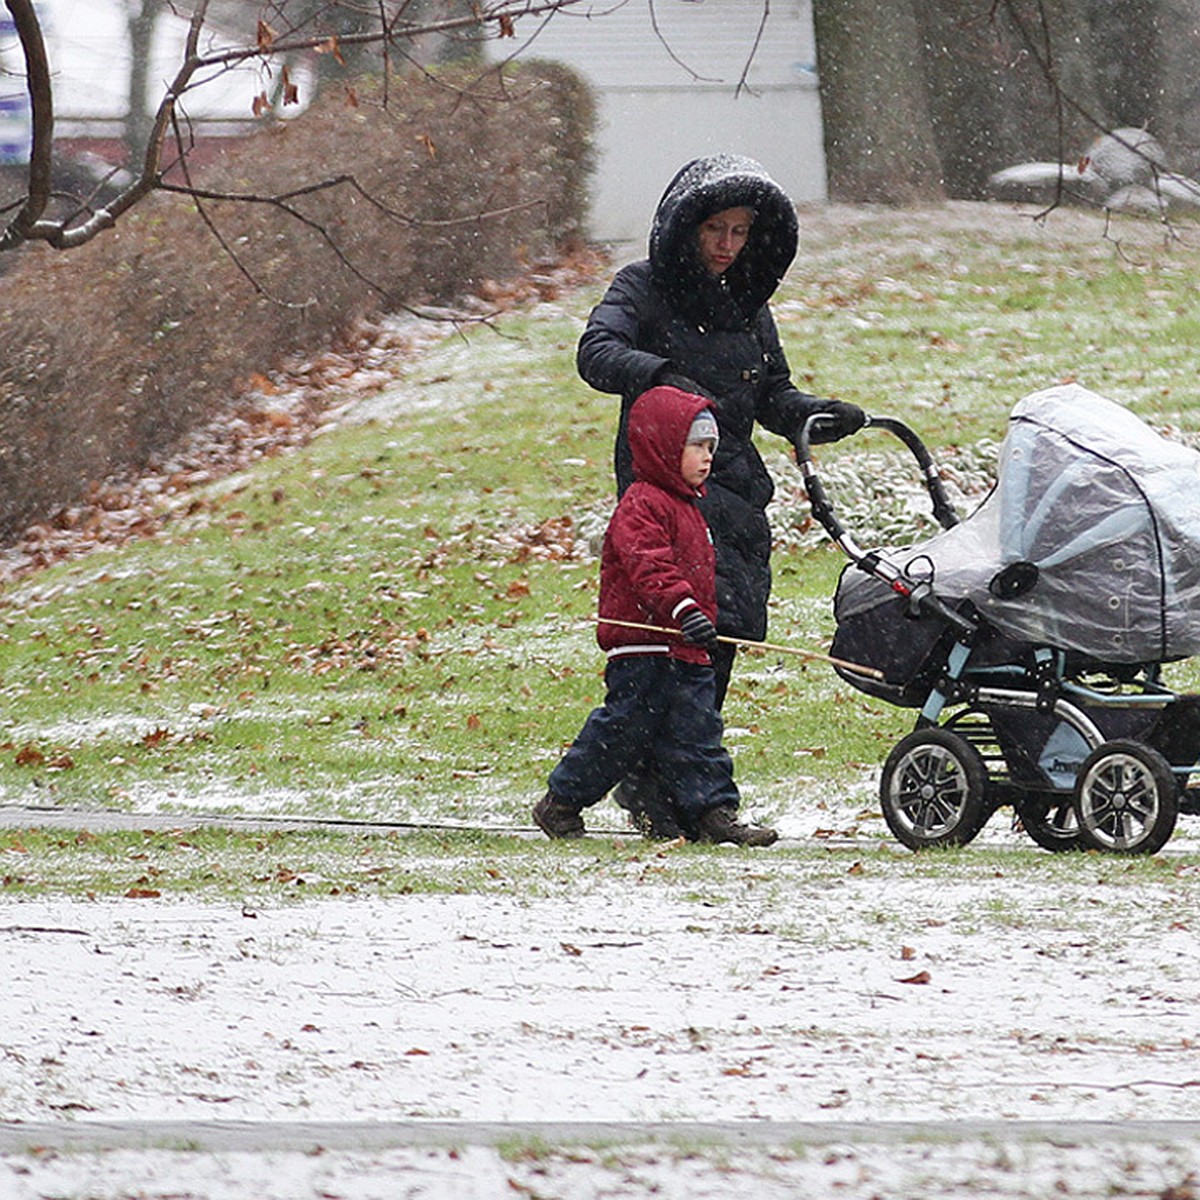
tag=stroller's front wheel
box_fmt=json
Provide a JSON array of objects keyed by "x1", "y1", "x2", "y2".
[
  {"x1": 1073, "y1": 740, "x2": 1178, "y2": 855},
  {"x1": 880, "y1": 727, "x2": 990, "y2": 850}
]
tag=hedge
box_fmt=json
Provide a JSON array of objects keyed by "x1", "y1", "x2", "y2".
[{"x1": 0, "y1": 60, "x2": 595, "y2": 542}]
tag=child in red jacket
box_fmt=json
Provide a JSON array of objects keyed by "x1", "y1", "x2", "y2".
[{"x1": 534, "y1": 385, "x2": 778, "y2": 846}]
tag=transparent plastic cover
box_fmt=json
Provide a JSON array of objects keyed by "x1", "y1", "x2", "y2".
[{"x1": 835, "y1": 383, "x2": 1200, "y2": 663}]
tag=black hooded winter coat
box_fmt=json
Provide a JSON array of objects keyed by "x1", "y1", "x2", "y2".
[{"x1": 577, "y1": 154, "x2": 824, "y2": 641}]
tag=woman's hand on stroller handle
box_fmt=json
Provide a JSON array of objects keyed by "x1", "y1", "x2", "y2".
[{"x1": 802, "y1": 400, "x2": 867, "y2": 445}]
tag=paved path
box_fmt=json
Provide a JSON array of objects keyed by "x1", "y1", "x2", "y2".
[
  {"x1": 0, "y1": 804, "x2": 532, "y2": 836},
  {"x1": 4, "y1": 1118, "x2": 1199, "y2": 1152}
]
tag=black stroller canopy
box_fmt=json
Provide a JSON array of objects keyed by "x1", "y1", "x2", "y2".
[{"x1": 836, "y1": 384, "x2": 1200, "y2": 664}]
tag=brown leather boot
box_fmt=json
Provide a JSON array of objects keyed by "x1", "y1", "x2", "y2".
[
  {"x1": 695, "y1": 805, "x2": 778, "y2": 847},
  {"x1": 532, "y1": 792, "x2": 585, "y2": 839}
]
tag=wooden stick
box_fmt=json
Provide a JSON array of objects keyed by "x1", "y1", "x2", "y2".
[{"x1": 585, "y1": 616, "x2": 886, "y2": 681}]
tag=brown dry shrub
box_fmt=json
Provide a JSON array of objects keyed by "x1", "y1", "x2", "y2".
[{"x1": 0, "y1": 61, "x2": 595, "y2": 542}]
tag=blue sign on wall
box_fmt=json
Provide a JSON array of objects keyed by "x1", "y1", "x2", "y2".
[{"x1": 0, "y1": 14, "x2": 31, "y2": 164}]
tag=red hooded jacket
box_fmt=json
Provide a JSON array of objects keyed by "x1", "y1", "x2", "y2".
[{"x1": 597, "y1": 386, "x2": 718, "y2": 665}]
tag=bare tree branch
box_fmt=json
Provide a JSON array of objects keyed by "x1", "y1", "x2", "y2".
[
  {"x1": 734, "y1": 0, "x2": 770, "y2": 99},
  {"x1": 165, "y1": 101, "x2": 315, "y2": 311},
  {"x1": 154, "y1": 169, "x2": 544, "y2": 320},
  {"x1": 0, "y1": 0, "x2": 591, "y2": 254},
  {"x1": 0, "y1": 0, "x2": 56, "y2": 250},
  {"x1": 647, "y1": 0, "x2": 721, "y2": 85}
]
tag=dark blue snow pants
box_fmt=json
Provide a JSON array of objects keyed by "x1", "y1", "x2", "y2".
[{"x1": 548, "y1": 655, "x2": 740, "y2": 822}]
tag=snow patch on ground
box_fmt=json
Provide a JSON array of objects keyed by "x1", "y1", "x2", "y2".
[{"x1": 3, "y1": 866, "x2": 1200, "y2": 1195}]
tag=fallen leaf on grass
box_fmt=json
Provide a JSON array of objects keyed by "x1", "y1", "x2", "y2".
[
  {"x1": 14, "y1": 744, "x2": 44, "y2": 767},
  {"x1": 124, "y1": 887, "x2": 161, "y2": 899},
  {"x1": 898, "y1": 970, "x2": 932, "y2": 985},
  {"x1": 721, "y1": 1063, "x2": 765, "y2": 1078}
]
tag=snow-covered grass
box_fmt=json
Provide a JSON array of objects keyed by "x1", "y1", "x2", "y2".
[
  {"x1": 5, "y1": 201, "x2": 1199, "y2": 832},
  {"x1": 5, "y1": 201, "x2": 1200, "y2": 1196},
  {"x1": 4, "y1": 838, "x2": 1200, "y2": 1196}
]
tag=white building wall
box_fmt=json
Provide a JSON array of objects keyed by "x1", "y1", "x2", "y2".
[
  {"x1": 509, "y1": 0, "x2": 826, "y2": 245},
  {"x1": 0, "y1": 0, "x2": 312, "y2": 152}
]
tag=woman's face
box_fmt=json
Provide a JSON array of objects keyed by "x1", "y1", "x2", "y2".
[{"x1": 696, "y1": 206, "x2": 753, "y2": 275}]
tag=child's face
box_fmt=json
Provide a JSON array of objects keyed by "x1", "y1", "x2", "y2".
[{"x1": 681, "y1": 439, "x2": 715, "y2": 487}]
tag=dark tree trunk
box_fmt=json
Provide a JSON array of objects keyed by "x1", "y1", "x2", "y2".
[
  {"x1": 918, "y1": 0, "x2": 1109, "y2": 198},
  {"x1": 1151, "y1": 1, "x2": 1200, "y2": 176},
  {"x1": 1086, "y1": 0, "x2": 1163, "y2": 129},
  {"x1": 813, "y1": 0, "x2": 945, "y2": 204}
]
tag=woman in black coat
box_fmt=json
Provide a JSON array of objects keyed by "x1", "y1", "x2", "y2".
[{"x1": 577, "y1": 153, "x2": 864, "y2": 836}]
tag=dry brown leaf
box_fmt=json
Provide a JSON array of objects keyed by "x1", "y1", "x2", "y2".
[{"x1": 14, "y1": 744, "x2": 44, "y2": 767}]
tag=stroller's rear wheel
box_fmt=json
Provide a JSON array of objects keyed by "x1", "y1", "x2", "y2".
[
  {"x1": 1073, "y1": 740, "x2": 1178, "y2": 855},
  {"x1": 880, "y1": 727, "x2": 990, "y2": 850},
  {"x1": 1017, "y1": 795, "x2": 1083, "y2": 852}
]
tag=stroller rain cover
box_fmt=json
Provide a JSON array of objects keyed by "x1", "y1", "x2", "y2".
[{"x1": 834, "y1": 383, "x2": 1200, "y2": 667}]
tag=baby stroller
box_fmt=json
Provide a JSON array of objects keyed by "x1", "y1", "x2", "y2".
[{"x1": 798, "y1": 383, "x2": 1200, "y2": 855}]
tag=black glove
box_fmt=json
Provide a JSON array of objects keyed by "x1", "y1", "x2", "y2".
[
  {"x1": 806, "y1": 400, "x2": 866, "y2": 445},
  {"x1": 679, "y1": 608, "x2": 719, "y2": 652},
  {"x1": 654, "y1": 368, "x2": 707, "y2": 398}
]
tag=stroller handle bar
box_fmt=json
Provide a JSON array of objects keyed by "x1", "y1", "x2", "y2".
[
  {"x1": 797, "y1": 412, "x2": 961, "y2": 540},
  {"x1": 797, "y1": 411, "x2": 976, "y2": 640}
]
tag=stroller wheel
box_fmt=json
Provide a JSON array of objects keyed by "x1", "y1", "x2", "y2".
[
  {"x1": 880, "y1": 727, "x2": 990, "y2": 850},
  {"x1": 1073, "y1": 740, "x2": 1178, "y2": 855},
  {"x1": 1018, "y1": 796, "x2": 1083, "y2": 853}
]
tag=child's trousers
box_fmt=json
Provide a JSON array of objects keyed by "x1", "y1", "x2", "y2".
[{"x1": 548, "y1": 655, "x2": 740, "y2": 821}]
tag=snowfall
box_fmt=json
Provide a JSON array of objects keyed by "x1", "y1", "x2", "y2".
[{"x1": 5, "y1": 217, "x2": 1200, "y2": 1198}]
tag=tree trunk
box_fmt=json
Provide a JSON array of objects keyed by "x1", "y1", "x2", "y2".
[
  {"x1": 918, "y1": 0, "x2": 1109, "y2": 198},
  {"x1": 813, "y1": 0, "x2": 945, "y2": 204},
  {"x1": 126, "y1": 1, "x2": 162, "y2": 163},
  {"x1": 1150, "y1": 0, "x2": 1200, "y2": 176},
  {"x1": 1086, "y1": 0, "x2": 1162, "y2": 129}
]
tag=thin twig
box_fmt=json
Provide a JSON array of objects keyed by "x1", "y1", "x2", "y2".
[
  {"x1": 584, "y1": 616, "x2": 885, "y2": 680},
  {"x1": 734, "y1": 0, "x2": 769, "y2": 99},
  {"x1": 167, "y1": 108, "x2": 315, "y2": 310},
  {"x1": 647, "y1": 0, "x2": 721, "y2": 84}
]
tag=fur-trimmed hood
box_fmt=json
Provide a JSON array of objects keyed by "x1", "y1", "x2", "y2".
[{"x1": 648, "y1": 154, "x2": 798, "y2": 327}]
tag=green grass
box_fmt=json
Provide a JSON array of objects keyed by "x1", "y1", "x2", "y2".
[
  {"x1": 3, "y1": 200, "x2": 1200, "y2": 844},
  {"x1": 1, "y1": 822, "x2": 1191, "y2": 916}
]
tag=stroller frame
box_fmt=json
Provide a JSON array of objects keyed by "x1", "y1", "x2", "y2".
[{"x1": 798, "y1": 412, "x2": 1200, "y2": 855}]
